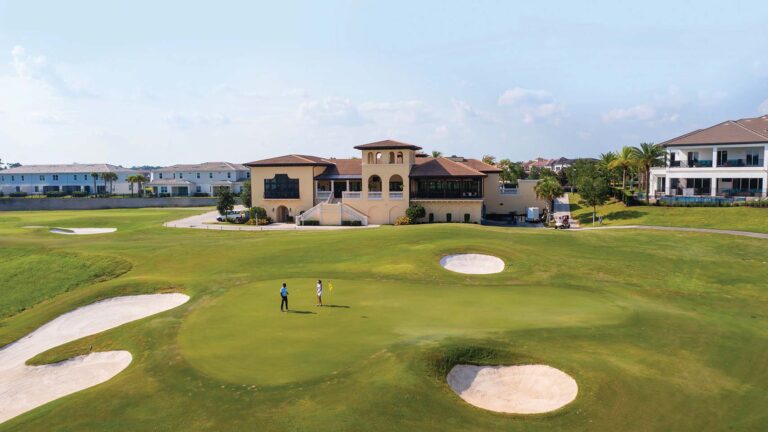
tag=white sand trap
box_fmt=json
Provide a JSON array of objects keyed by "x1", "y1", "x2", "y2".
[
  {"x1": 440, "y1": 254, "x2": 505, "y2": 274},
  {"x1": 0, "y1": 293, "x2": 189, "y2": 424},
  {"x1": 447, "y1": 364, "x2": 578, "y2": 414},
  {"x1": 50, "y1": 227, "x2": 117, "y2": 235}
]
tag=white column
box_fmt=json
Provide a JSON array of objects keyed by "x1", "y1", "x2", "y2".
[
  {"x1": 665, "y1": 176, "x2": 671, "y2": 195},
  {"x1": 711, "y1": 177, "x2": 717, "y2": 197},
  {"x1": 762, "y1": 175, "x2": 767, "y2": 197},
  {"x1": 712, "y1": 146, "x2": 718, "y2": 167},
  {"x1": 764, "y1": 145, "x2": 768, "y2": 169},
  {"x1": 330, "y1": 180, "x2": 335, "y2": 197}
]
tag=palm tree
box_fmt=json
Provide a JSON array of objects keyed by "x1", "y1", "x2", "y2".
[
  {"x1": 101, "y1": 172, "x2": 118, "y2": 195},
  {"x1": 90, "y1": 172, "x2": 99, "y2": 196},
  {"x1": 631, "y1": 142, "x2": 665, "y2": 203},
  {"x1": 126, "y1": 175, "x2": 139, "y2": 197},
  {"x1": 608, "y1": 146, "x2": 635, "y2": 190},
  {"x1": 431, "y1": 150, "x2": 442, "y2": 158},
  {"x1": 534, "y1": 176, "x2": 564, "y2": 223},
  {"x1": 598, "y1": 151, "x2": 618, "y2": 186},
  {"x1": 482, "y1": 155, "x2": 497, "y2": 165},
  {"x1": 135, "y1": 174, "x2": 148, "y2": 197}
]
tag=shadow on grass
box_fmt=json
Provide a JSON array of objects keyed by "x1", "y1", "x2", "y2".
[
  {"x1": 568, "y1": 202, "x2": 583, "y2": 211},
  {"x1": 575, "y1": 209, "x2": 647, "y2": 224},
  {"x1": 285, "y1": 310, "x2": 316, "y2": 315},
  {"x1": 322, "y1": 304, "x2": 350, "y2": 309}
]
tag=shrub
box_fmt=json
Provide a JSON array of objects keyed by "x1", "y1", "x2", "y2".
[
  {"x1": 9, "y1": 192, "x2": 28, "y2": 197},
  {"x1": 286, "y1": 215, "x2": 295, "y2": 223},
  {"x1": 0, "y1": 191, "x2": 3, "y2": 197},
  {"x1": 193, "y1": 192, "x2": 210, "y2": 197},
  {"x1": 406, "y1": 204, "x2": 426, "y2": 221},
  {"x1": 302, "y1": 220, "x2": 320, "y2": 226},
  {"x1": 71, "y1": 191, "x2": 88, "y2": 197},
  {"x1": 394, "y1": 216, "x2": 412, "y2": 225},
  {"x1": 341, "y1": 220, "x2": 362, "y2": 226},
  {"x1": 159, "y1": 193, "x2": 171, "y2": 198},
  {"x1": 257, "y1": 218, "x2": 270, "y2": 225},
  {"x1": 250, "y1": 206, "x2": 267, "y2": 220}
]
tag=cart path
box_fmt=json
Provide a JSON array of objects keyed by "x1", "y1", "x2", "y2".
[
  {"x1": 163, "y1": 206, "x2": 379, "y2": 231},
  {"x1": 572, "y1": 225, "x2": 768, "y2": 240},
  {"x1": 553, "y1": 194, "x2": 574, "y2": 226}
]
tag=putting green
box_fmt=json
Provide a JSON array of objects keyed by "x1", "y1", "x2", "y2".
[{"x1": 179, "y1": 278, "x2": 626, "y2": 386}]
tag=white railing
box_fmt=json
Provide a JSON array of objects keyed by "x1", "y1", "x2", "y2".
[
  {"x1": 500, "y1": 187, "x2": 518, "y2": 195},
  {"x1": 316, "y1": 190, "x2": 332, "y2": 201},
  {"x1": 342, "y1": 191, "x2": 361, "y2": 199},
  {"x1": 342, "y1": 204, "x2": 368, "y2": 225},
  {"x1": 296, "y1": 203, "x2": 322, "y2": 225},
  {"x1": 388, "y1": 191, "x2": 404, "y2": 200},
  {"x1": 368, "y1": 191, "x2": 382, "y2": 199}
]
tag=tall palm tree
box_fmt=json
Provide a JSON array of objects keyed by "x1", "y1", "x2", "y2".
[
  {"x1": 431, "y1": 150, "x2": 443, "y2": 158},
  {"x1": 608, "y1": 146, "x2": 635, "y2": 190},
  {"x1": 599, "y1": 151, "x2": 618, "y2": 186},
  {"x1": 534, "y1": 176, "x2": 564, "y2": 223},
  {"x1": 101, "y1": 172, "x2": 118, "y2": 195},
  {"x1": 126, "y1": 175, "x2": 138, "y2": 197},
  {"x1": 631, "y1": 142, "x2": 665, "y2": 203},
  {"x1": 135, "y1": 174, "x2": 148, "y2": 197},
  {"x1": 90, "y1": 172, "x2": 99, "y2": 196}
]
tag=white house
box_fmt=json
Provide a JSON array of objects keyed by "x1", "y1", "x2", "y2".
[
  {"x1": 0, "y1": 164, "x2": 142, "y2": 195},
  {"x1": 148, "y1": 162, "x2": 249, "y2": 196},
  {"x1": 649, "y1": 115, "x2": 768, "y2": 198}
]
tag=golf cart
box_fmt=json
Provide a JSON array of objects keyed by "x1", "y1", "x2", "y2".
[{"x1": 554, "y1": 214, "x2": 571, "y2": 229}]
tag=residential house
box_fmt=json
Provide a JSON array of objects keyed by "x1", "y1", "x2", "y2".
[
  {"x1": 148, "y1": 162, "x2": 249, "y2": 196},
  {"x1": 246, "y1": 140, "x2": 546, "y2": 225},
  {"x1": 0, "y1": 164, "x2": 141, "y2": 195},
  {"x1": 649, "y1": 115, "x2": 768, "y2": 198}
]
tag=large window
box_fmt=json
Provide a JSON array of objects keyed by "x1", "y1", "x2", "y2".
[
  {"x1": 411, "y1": 178, "x2": 483, "y2": 199},
  {"x1": 264, "y1": 174, "x2": 300, "y2": 199}
]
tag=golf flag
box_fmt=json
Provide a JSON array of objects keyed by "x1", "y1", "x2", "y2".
[{"x1": 328, "y1": 281, "x2": 334, "y2": 292}]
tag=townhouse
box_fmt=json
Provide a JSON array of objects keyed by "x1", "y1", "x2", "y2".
[
  {"x1": 147, "y1": 162, "x2": 249, "y2": 196},
  {"x1": 0, "y1": 164, "x2": 141, "y2": 195}
]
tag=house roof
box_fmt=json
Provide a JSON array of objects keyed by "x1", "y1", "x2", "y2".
[
  {"x1": 146, "y1": 179, "x2": 195, "y2": 186},
  {"x1": 353, "y1": 140, "x2": 423, "y2": 151},
  {"x1": 410, "y1": 157, "x2": 486, "y2": 177},
  {"x1": 662, "y1": 115, "x2": 768, "y2": 147},
  {"x1": 0, "y1": 163, "x2": 138, "y2": 174},
  {"x1": 314, "y1": 159, "x2": 363, "y2": 180},
  {"x1": 523, "y1": 158, "x2": 554, "y2": 169},
  {"x1": 156, "y1": 162, "x2": 248, "y2": 172},
  {"x1": 456, "y1": 158, "x2": 503, "y2": 173},
  {"x1": 244, "y1": 154, "x2": 333, "y2": 167}
]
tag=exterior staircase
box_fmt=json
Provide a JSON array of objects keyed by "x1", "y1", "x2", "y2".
[{"x1": 296, "y1": 200, "x2": 368, "y2": 226}]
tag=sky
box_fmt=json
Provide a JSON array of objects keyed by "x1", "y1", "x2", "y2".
[{"x1": 0, "y1": 0, "x2": 767, "y2": 166}]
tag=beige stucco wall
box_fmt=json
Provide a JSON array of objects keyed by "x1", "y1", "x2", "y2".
[
  {"x1": 344, "y1": 149, "x2": 414, "y2": 224},
  {"x1": 250, "y1": 165, "x2": 325, "y2": 221},
  {"x1": 413, "y1": 200, "x2": 483, "y2": 223},
  {"x1": 482, "y1": 176, "x2": 546, "y2": 215}
]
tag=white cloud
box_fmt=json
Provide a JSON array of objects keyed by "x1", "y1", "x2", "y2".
[
  {"x1": 359, "y1": 100, "x2": 436, "y2": 125},
  {"x1": 165, "y1": 112, "x2": 230, "y2": 129},
  {"x1": 10, "y1": 45, "x2": 93, "y2": 97},
  {"x1": 497, "y1": 87, "x2": 566, "y2": 124},
  {"x1": 602, "y1": 104, "x2": 656, "y2": 122},
  {"x1": 298, "y1": 97, "x2": 365, "y2": 126},
  {"x1": 759, "y1": 98, "x2": 768, "y2": 115}
]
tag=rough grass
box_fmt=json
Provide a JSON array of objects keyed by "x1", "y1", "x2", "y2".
[
  {"x1": 0, "y1": 208, "x2": 767, "y2": 431},
  {"x1": 570, "y1": 193, "x2": 768, "y2": 232}
]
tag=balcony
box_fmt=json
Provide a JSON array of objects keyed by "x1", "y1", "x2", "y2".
[
  {"x1": 368, "y1": 191, "x2": 382, "y2": 199},
  {"x1": 669, "y1": 159, "x2": 762, "y2": 168},
  {"x1": 316, "y1": 190, "x2": 332, "y2": 200},
  {"x1": 669, "y1": 160, "x2": 712, "y2": 168},
  {"x1": 499, "y1": 186, "x2": 518, "y2": 195},
  {"x1": 342, "y1": 191, "x2": 361, "y2": 199},
  {"x1": 388, "y1": 191, "x2": 404, "y2": 200}
]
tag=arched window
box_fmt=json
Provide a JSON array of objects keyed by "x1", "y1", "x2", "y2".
[
  {"x1": 389, "y1": 152, "x2": 395, "y2": 164},
  {"x1": 389, "y1": 174, "x2": 403, "y2": 191},
  {"x1": 367, "y1": 152, "x2": 374, "y2": 164},
  {"x1": 368, "y1": 175, "x2": 382, "y2": 192},
  {"x1": 396, "y1": 152, "x2": 403, "y2": 164},
  {"x1": 375, "y1": 152, "x2": 382, "y2": 164}
]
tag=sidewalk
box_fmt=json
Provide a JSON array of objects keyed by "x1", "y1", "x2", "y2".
[{"x1": 163, "y1": 207, "x2": 379, "y2": 231}]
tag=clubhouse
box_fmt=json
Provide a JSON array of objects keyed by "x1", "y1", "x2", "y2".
[{"x1": 245, "y1": 140, "x2": 545, "y2": 225}]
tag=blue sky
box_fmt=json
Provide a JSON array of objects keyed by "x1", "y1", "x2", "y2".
[{"x1": 1, "y1": 1, "x2": 767, "y2": 166}]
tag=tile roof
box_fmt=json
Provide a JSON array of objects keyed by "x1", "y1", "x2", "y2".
[
  {"x1": 0, "y1": 163, "x2": 139, "y2": 174},
  {"x1": 244, "y1": 154, "x2": 333, "y2": 167},
  {"x1": 314, "y1": 159, "x2": 362, "y2": 179},
  {"x1": 662, "y1": 115, "x2": 768, "y2": 146},
  {"x1": 455, "y1": 158, "x2": 503, "y2": 173},
  {"x1": 146, "y1": 179, "x2": 196, "y2": 186},
  {"x1": 353, "y1": 140, "x2": 423, "y2": 151},
  {"x1": 156, "y1": 162, "x2": 248, "y2": 172},
  {"x1": 410, "y1": 157, "x2": 486, "y2": 177}
]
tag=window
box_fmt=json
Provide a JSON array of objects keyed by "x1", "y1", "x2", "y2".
[
  {"x1": 209, "y1": 172, "x2": 213, "y2": 179},
  {"x1": 396, "y1": 152, "x2": 403, "y2": 164},
  {"x1": 246, "y1": 171, "x2": 250, "y2": 178},
  {"x1": 196, "y1": 186, "x2": 201, "y2": 193},
  {"x1": 39, "y1": 175, "x2": 45, "y2": 181},
  {"x1": 368, "y1": 175, "x2": 382, "y2": 192},
  {"x1": 15, "y1": 186, "x2": 20, "y2": 192},
  {"x1": 264, "y1": 174, "x2": 300, "y2": 199},
  {"x1": 34, "y1": 186, "x2": 39, "y2": 192},
  {"x1": 53, "y1": 175, "x2": 59, "y2": 181},
  {"x1": 21, "y1": 175, "x2": 24, "y2": 181},
  {"x1": 428, "y1": 213, "x2": 434, "y2": 223},
  {"x1": 367, "y1": 153, "x2": 374, "y2": 164},
  {"x1": 376, "y1": 152, "x2": 382, "y2": 164},
  {"x1": 11, "y1": 176, "x2": 15, "y2": 181},
  {"x1": 446, "y1": 213, "x2": 452, "y2": 222},
  {"x1": 389, "y1": 152, "x2": 395, "y2": 164},
  {"x1": 196, "y1": 172, "x2": 200, "y2": 179},
  {"x1": 227, "y1": 172, "x2": 231, "y2": 178},
  {"x1": 717, "y1": 150, "x2": 728, "y2": 166},
  {"x1": 656, "y1": 176, "x2": 666, "y2": 193},
  {"x1": 173, "y1": 173, "x2": 176, "y2": 179},
  {"x1": 73, "y1": 174, "x2": 78, "y2": 180},
  {"x1": 159, "y1": 173, "x2": 163, "y2": 179},
  {"x1": 747, "y1": 150, "x2": 760, "y2": 166},
  {"x1": 464, "y1": 213, "x2": 471, "y2": 223},
  {"x1": 84, "y1": 174, "x2": 88, "y2": 180},
  {"x1": 389, "y1": 174, "x2": 403, "y2": 191},
  {"x1": 179, "y1": 173, "x2": 183, "y2": 179},
  {"x1": 160, "y1": 186, "x2": 168, "y2": 193}
]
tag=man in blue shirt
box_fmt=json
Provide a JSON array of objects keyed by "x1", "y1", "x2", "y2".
[{"x1": 280, "y1": 283, "x2": 289, "y2": 312}]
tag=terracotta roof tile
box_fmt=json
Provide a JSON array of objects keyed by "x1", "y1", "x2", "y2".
[
  {"x1": 353, "y1": 140, "x2": 423, "y2": 151},
  {"x1": 314, "y1": 159, "x2": 362, "y2": 179},
  {"x1": 662, "y1": 116, "x2": 768, "y2": 146},
  {"x1": 244, "y1": 154, "x2": 333, "y2": 167},
  {"x1": 410, "y1": 157, "x2": 486, "y2": 177}
]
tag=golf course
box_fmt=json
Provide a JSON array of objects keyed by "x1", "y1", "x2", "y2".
[{"x1": 0, "y1": 207, "x2": 767, "y2": 431}]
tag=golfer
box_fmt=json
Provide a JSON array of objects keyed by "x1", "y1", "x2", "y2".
[
  {"x1": 316, "y1": 279, "x2": 323, "y2": 307},
  {"x1": 280, "y1": 283, "x2": 289, "y2": 312}
]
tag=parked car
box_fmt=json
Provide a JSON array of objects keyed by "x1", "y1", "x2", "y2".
[{"x1": 217, "y1": 210, "x2": 249, "y2": 224}]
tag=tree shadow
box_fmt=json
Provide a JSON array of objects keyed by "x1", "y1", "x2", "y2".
[
  {"x1": 605, "y1": 210, "x2": 646, "y2": 220},
  {"x1": 568, "y1": 202, "x2": 583, "y2": 211},
  {"x1": 285, "y1": 310, "x2": 316, "y2": 315}
]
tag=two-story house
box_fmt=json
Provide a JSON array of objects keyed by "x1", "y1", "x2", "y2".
[
  {"x1": 245, "y1": 140, "x2": 545, "y2": 225},
  {"x1": 0, "y1": 164, "x2": 141, "y2": 195},
  {"x1": 148, "y1": 162, "x2": 249, "y2": 196},
  {"x1": 649, "y1": 115, "x2": 768, "y2": 198}
]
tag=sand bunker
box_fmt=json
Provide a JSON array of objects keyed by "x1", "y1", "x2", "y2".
[
  {"x1": 0, "y1": 293, "x2": 189, "y2": 424},
  {"x1": 440, "y1": 254, "x2": 505, "y2": 274},
  {"x1": 50, "y1": 228, "x2": 117, "y2": 235},
  {"x1": 447, "y1": 364, "x2": 578, "y2": 414}
]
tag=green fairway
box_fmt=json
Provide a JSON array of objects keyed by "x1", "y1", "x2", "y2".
[
  {"x1": 1, "y1": 208, "x2": 767, "y2": 431},
  {"x1": 570, "y1": 193, "x2": 768, "y2": 233}
]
